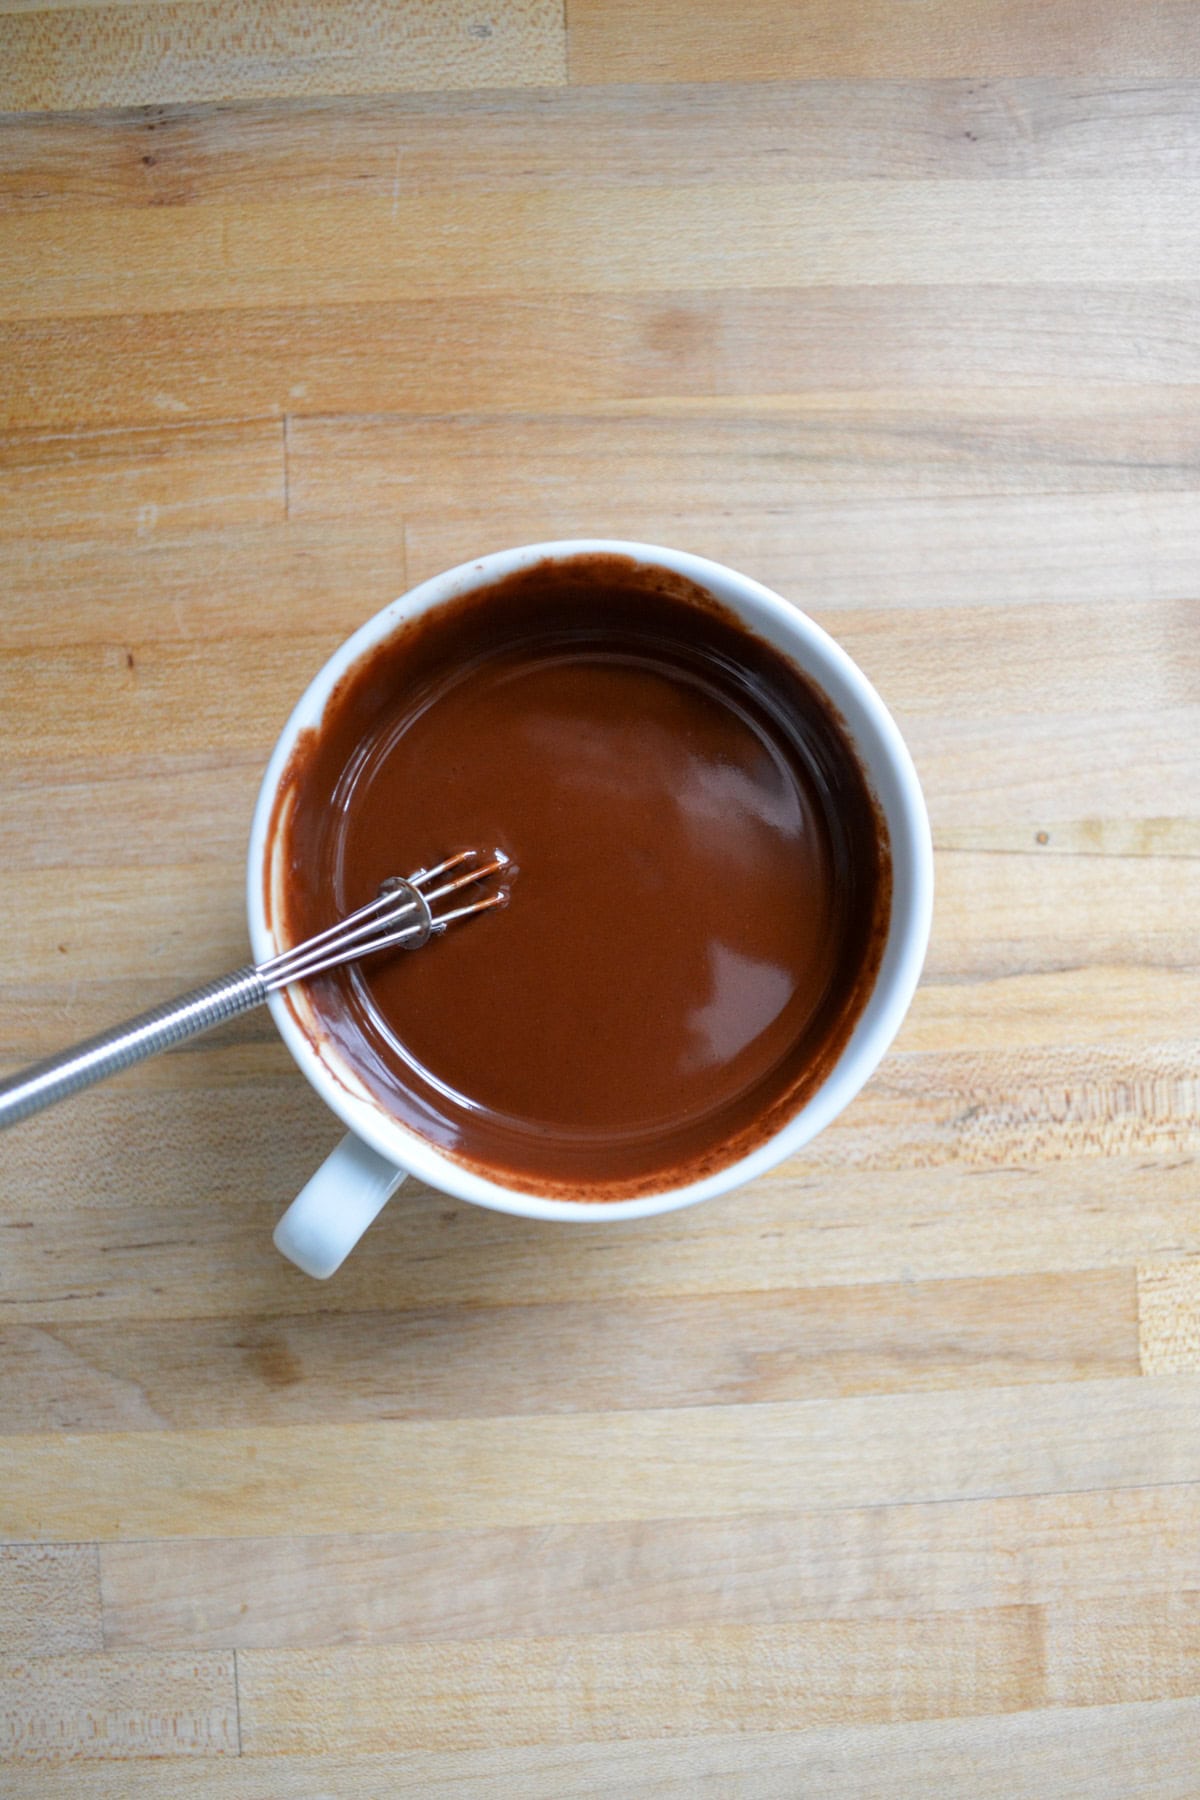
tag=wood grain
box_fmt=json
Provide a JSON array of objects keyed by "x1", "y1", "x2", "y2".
[
  {"x1": 4, "y1": 183, "x2": 1199, "y2": 322},
  {"x1": 568, "y1": 0, "x2": 1200, "y2": 83},
  {"x1": 99, "y1": 1483, "x2": 1200, "y2": 1650},
  {"x1": 0, "y1": 521, "x2": 409, "y2": 647},
  {"x1": 235, "y1": 1612, "x2": 1044, "y2": 1753},
  {"x1": 0, "y1": 1546, "x2": 102, "y2": 1658},
  {"x1": 0, "y1": 1269, "x2": 1139, "y2": 1433},
  {"x1": 1138, "y1": 1261, "x2": 1200, "y2": 1373},
  {"x1": 6, "y1": 1378, "x2": 1200, "y2": 1543},
  {"x1": 0, "y1": 422, "x2": 283, "y2": 540},
  {"x1": 2, "y1": 494, "x2": 1195, "y2": 664},
  {"x1": 2, "y1": 7, "x2": 1200, "y2": 1790},
  {"x1": 10, "y1": 285, "x2": 1200, "y2": 433},
  {"x1": 0, "y1": 1651, "x2": 237, "y2": 1761},
  {"x1": 4, "y1": 82, "x2": 1198, "y2": 223},
  {"x1": 13, "y1": 587, "x2": 1187, "y2": 707},
  {"x1": 0, "y1": 641, "x2": 331, "y2": 758},
  {"x1": 0, "y1": 1, "x2": 566, "y2": 110},
  {"x1": 287, "y1": 403, "x2": 1200, "y2": 517},
  {"x1": 4, "y1": 1135, "x2": 1199, "y2": 1326},
  {"x1": 3, "y1": 1702, "x2": 1200, "y2": 1797},
  {"x1": 3, "y1": 1037, "x2": 1198, "y2": 1207},
  {"x1": 1045, "y1": 1592, "x2": 1200, "y2": 1706},
  {"x1": 403, "y1": 491, "x2": 1200, "y2": 611}
]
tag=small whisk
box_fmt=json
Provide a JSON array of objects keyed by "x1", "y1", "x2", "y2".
[{"x1": 0, "y1": 849, "x2": 510, "y2": 1130}]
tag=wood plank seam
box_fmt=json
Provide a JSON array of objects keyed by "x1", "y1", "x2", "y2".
[{"x1": 232, "y1": 1647, "x2": 243, "y2": 1757}]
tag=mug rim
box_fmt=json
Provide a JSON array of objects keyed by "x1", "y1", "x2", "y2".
[{"x1": 246, "y1": 539, "x2": 933, "y2": 1222}]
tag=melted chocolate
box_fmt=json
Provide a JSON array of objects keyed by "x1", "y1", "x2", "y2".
[{"x1": 272, "y1": 555, "x2": 890, "y2": 1197}]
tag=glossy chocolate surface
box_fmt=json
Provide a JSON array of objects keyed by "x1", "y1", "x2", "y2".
[{"x1": 273, "y1": 555, "x2": 890, "y2": 1196}]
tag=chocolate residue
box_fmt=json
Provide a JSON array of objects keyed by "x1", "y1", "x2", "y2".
[{"x1": 270, "y1": 554, "x2": 891, "y2": 1198}]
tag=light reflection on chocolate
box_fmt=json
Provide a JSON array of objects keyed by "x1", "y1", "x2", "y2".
[{"x1": 272, "y1": 555, "x2": 890, "y2": 1198}]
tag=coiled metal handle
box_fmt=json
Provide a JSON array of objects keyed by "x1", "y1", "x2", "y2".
[
  {"x1": 0, "y1": 967, "x2": 267, "y2": 1129},
  {"x1": 0, "y1": 849, "x2": 511, "y2": 1133}
]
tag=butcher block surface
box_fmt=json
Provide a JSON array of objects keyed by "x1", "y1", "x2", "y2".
[{"x1": 1, "y1": 4, "x2": 1200, "y2": 1793}]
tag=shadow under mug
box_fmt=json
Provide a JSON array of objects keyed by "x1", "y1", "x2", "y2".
[{"x1": 247, "y1": 540, "x2": 934, "y2": 1278}]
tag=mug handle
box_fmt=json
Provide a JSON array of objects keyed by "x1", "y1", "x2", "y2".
[{"x1": 274, "y1": 1133, "x2": 407, "y2": 1278}]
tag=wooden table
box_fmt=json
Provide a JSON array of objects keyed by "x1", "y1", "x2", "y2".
[{"x1": 2, "y1": 5, "x2": 1199, "y2": 1793}]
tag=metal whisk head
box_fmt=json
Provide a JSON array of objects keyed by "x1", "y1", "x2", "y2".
[
  {"x1": 259, "y1": 849, "x2": 511, "y2": 992},
  {"x1": 0, "y1": 849, "x2": 513, "y2": 1132}
]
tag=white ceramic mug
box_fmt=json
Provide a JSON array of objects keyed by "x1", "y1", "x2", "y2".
[{"x1": 248, "y1": 541, "x2": 933, "y2": 1278}]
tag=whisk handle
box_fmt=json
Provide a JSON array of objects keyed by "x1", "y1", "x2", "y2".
[{"x1": 0, "y1": 966, "x2": 267, "y2": 1130}]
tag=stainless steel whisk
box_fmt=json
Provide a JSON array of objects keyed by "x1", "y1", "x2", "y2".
[{"x1": 0, "y1": 849, "x2": 509, "y2": 1130}]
